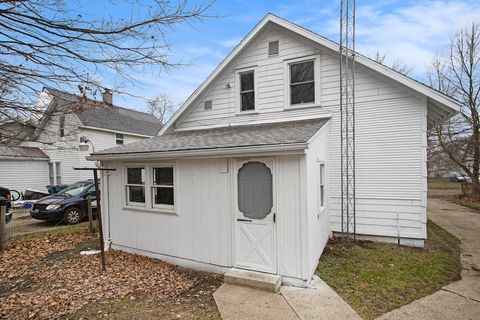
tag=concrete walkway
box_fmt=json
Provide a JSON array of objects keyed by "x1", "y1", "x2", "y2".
[
  {"x1": 213, "y1": 276, "x2": 361, "y2": 320},
  {"x1": 377, "y1": 198, "x2": 480, "y2": 320}
]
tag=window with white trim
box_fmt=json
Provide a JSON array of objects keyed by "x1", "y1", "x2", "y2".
[
  {"x1": 239, "y1": 71, "x2": 255, "y2": 111},
  {"x1": 48, "y1": 163, "x2": 54, "y2": 185},
  {"x1": 290, "y1": 60, "x2": 315, "y2": 105},
  {"x1": 59, "y1": 115, "x2": 65, "y2": 137},
  {"x1": 268, "y1": 40, "x2": 279, "y2": 56},
  {"x1": 319, "y1": 163, "x2": 325, "y2": 208},
  {"x1": 55, "y1": 162, "x2": 62, "y2": 184},
  {"x1": 116, "y1": 133, "x2": 124, "y2": 145},
  {"x1": 152, "y1": 166, "x2": 174, "y2": 208},
  {"x1": 126, "y1": 167, "x2": 145, "y2": 205}
]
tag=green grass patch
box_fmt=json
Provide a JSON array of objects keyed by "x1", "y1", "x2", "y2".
[
  {"x1": 316, "y1": 220, "x2": 461, "y2": 319},
  {"x1": 428, "y1": 178, "x2": 462, "y2": 190}
]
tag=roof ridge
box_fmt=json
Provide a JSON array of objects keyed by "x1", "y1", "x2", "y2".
[{"x1": 43, "y1": 86, "x2": 155, "y2": 118}]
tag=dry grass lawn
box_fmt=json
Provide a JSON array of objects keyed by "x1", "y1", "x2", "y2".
[{"x1": 0, "y1": 225, "x2": 221, "y2": 320}]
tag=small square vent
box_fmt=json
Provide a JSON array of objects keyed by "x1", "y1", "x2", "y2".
[
  {"x1": 204, "y1": 100, "x2": 212, "y2": 110},
  {"x1": 268, "y1": 40, "x2": 279, "y2": 56}
]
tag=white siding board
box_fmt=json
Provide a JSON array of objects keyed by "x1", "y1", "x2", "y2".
[{"x1": 0, "y1": 160, "x2": 50, "y2": 193}]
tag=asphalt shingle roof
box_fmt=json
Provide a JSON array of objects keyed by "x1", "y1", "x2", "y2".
[
  {"x1": 0, "y1": 146, "x2": 49, "y2": 159},
  {"x1": 94, "y1": 118, "x2": 329, "y2": 155},
  {"x1": 45, "y1": 87, "x2": 162, "y2": 136}
]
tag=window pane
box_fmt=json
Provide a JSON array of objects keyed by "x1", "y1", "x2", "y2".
[
  {"x1": 55, "y1": 162, "x2": 61, "y2": 184},
  {"x1": 238, "y1": 162, "x2": 273, "y2": 220},
  {"x1": 240, "y1": 72, "x2": 254, "y2": 91},
  {"x1": 128, "y1": 186, "x2": 145, "y2": 203},
  {"x1": 127, "y1": 168, "x2": 145, "y2": 184},
  {"x1": 153, "y1": 167, "x2": 173, "y2": 186},
  {"x1": 241, "y1": 92, "x2": 255, "y2": 111},
  {"x1": 291, "y1": 82, "x2": 315, "y2": 105},
  {"x1": 290, "y1": 61, "x2": 314, "y2": 83},
  {"x1": 154, "y1": 187, "x2": 174, "y2": 205},
  {"x1": 116, "y1": 139, "x2": 124, "y2": 145}
]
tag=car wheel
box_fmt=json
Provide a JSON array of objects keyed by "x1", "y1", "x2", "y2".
[{"x1": 64, "y1": 207, "x2": 83, "y2": 225}]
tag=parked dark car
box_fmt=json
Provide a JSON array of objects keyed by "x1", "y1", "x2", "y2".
[
  {"x1": 449, "y1": 173, "x2": 466, "y2": 183},
  {"x1": 30, "y1": 180, "x2": 97, "y2": 224},
  {"x1": 0, "y1": 186, "x2": 20, "y2": 224}
]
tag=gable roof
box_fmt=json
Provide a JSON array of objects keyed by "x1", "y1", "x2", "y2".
[
  {"x1": 90, "y1": 117, "x2": 329, "y2": 159},
  {"x1": 160, "y1": 14, "x2": 461, "y2": 134},
  {"x1": 0, "y1": 146, "x2": 49, "y2": 160},
  {"x1": 43, "y1": 87, "x2": 162, "y2": 136}
]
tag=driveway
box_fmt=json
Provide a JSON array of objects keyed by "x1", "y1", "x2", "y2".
[
  {"x1": 378, "y1": 198, "x2": 480, "y2": 320},
  {"x1": 6, "y1": 209, "x2": 86, "y2": 238}
]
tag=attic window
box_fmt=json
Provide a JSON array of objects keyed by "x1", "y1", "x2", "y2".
[
  {"x1": 204, "y1": 100, "x2": 212, "y2": 110},
  {"x1": 268, "y1": 40, "x2": 279, "y2": 56},
  {"x1": 59, "y1": 115, "x2": 65, "y2": 137}
]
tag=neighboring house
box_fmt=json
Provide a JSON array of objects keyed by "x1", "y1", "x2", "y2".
[
  {"x1": 0, "y1": 146, "x2": 50, "y2": 192},
  {"x1": 1, "y1": 87, "x2": 161, "y2": 193},
  {"x1": 89, "y1": 14, "x2": 460, "y2": 286}
]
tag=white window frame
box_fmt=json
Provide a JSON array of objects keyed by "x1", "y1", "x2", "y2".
[
  {"x1": 55, "y1": 162, "x2": 62, "y2": 185},
  {"x1": 125, "y1": 166, "x2": 146, "y2": 207},
  {"x1": 151, "y1": 164, "x2": 176, "y2": 212},
  {"x1": 116, "y1": 133, "x2": 124, "y2": 145},
  {"x1": 235, "y1": 67, "x2": 258, "y2": 114},
  {"x1": 283, "y1": 55, "x2": 321, "y2": 109},
  {"x1": 123, "y1": 163, "x2": 178, "y2": 214},
  {"x1": 318, "y1": 162, "x2": 326, "y2": 213},
  {"x1": 48, "y1": 163, "x2": 54, "y2": 185}
]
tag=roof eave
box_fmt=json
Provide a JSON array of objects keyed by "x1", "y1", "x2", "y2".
[{"x1": 88, "y1": 142, "x2": 308, "y2": 161}]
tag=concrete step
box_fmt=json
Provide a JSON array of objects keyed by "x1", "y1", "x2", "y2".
[{"x1": 224, "y1": 269, "x2": 281, "y2": 293}]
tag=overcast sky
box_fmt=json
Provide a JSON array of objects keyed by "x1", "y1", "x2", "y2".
[{"x1": 82, "y1": 0, "x2": 480, "y2": 112}]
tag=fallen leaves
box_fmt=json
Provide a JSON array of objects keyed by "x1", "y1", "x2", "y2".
[{"x1": 0, "y1": 229, "x2": 210, "y2": 319}]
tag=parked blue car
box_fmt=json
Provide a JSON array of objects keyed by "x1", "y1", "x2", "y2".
[{"x1": 30, "y1": 180, "x2": 97, "y2": 224}]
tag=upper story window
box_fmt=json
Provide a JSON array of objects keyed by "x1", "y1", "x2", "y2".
[
  {"x1": 116, "y1": 133, "x2": 124, "y2": 145},
  {"x1": 59, "y1": 115, "x2": 65, "y2": 137},
  {"x1": 268, "y1": 40, "x2": 279, "y2": 56},
  {"x1": 284, "y1": 55, "x2": 320, "y2": 108},
  {"x1": 240, "y1": 71, "x2": 255, "y2": 112},
  {"x1": 290, "y1": 61, "x2": 315, "y2": 105}
]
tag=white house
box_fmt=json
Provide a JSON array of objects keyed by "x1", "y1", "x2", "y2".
[
  {"x1": 90, "y1": 14, "x2": 460, "y2": 286},
  {"x1": 0, "y1": 87, "x2": 161, "y2": 193}
]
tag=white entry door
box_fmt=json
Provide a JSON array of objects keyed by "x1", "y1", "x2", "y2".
[{"x1": 234, "y1": 159, "x2": 276, "y2": 274}]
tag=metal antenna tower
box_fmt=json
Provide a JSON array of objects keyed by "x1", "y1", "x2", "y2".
[{"x1": 339, "y1": 0, "x2": 356, "y2": 239}]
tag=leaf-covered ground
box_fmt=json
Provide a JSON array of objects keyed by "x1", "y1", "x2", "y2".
[
  {"x1": 317, "y1": 220, "x2": 461, "y2": 320},
  {"x1": 0, "y1": 226, "x2": 222, "y2": 320}
]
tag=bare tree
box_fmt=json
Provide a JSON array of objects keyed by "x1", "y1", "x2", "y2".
[
  {"x1": 146, "y1": 94, "x2": 175, "y2": 124},
  {"x1": 372, "y1": 51, "x2": 413, "y2": 75},
  {"x1": 428, "y1": 22, "x2": 480, "y2": 196},
  {"x1": 0, "y1": 0, "x2": 212, "y2": 137}
]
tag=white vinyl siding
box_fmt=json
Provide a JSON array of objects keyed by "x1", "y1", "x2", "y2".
[
  {"x1": 0, "y1": 160, "x2": 50, "y2": 193},
  {"x1": 174, "y1": 25, "x2": 427, "y2": 241}
]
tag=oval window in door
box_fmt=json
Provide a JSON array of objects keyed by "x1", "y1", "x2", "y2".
[{"x1": 238, "y1": 162, "x2": 273, "y2": 220}]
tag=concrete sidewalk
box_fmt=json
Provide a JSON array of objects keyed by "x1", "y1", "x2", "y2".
[
  {"x1": 377, "y1": 198, "x2": 480, "y2": 320},
  {"x1": 213, "y1": 276, "x2": 361, "y2": 320}
]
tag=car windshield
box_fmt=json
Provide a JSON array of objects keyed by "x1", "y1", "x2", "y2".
[{"x1": 57, "y1": 182, "x2": 92, "y2": 197}]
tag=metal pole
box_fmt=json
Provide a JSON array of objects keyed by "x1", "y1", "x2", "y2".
[
  {"x1": 87, "y1": 194, "x2": 93, "y2": 233},
  {"x1": 0, "y1": 205, "x2": 6, "y2": 250},
  {"x1": 93, "y1": 169, "x2": 106, "y2": 271},
  {"x1": 340, "y1": 0, "x2": 344, "y2": 238}
]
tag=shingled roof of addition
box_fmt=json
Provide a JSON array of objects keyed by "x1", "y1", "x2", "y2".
[
  {"x1": 0, "y1": 146, "x2": 49, "y2": 160},
  {"x1": 45, "y1": 87, "x2": 162, "y2": 136},
  {"x1": 93, "y1": 117, "x2": 329, "y2": 156}
]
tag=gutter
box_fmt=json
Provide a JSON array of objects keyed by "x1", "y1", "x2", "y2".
[{"x1": 87, "y1": 143, "x2": 308, "y2": 161}]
